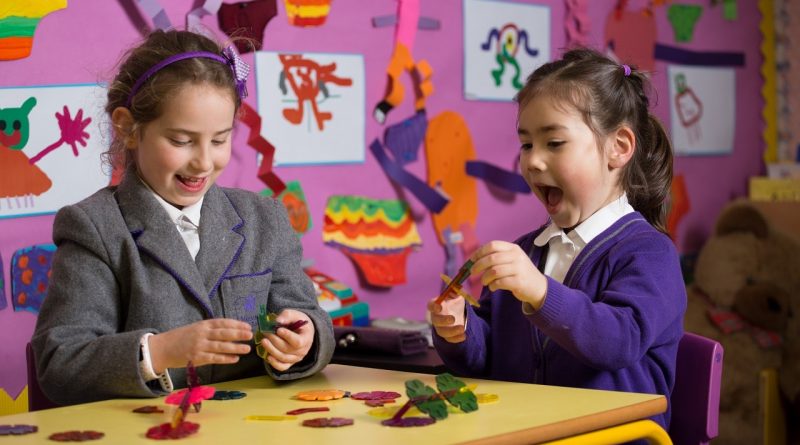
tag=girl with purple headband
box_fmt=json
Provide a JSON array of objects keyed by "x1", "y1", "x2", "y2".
[
  {"x1": 32, "y1": 29, "x2": 334, "y2": 405},
  {"x1": 429, "y1": 47, "x2": 685, "y2": 433}
]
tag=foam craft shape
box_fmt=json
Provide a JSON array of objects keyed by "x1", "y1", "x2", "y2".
[
  {"x1": 11, "y1": 244, "x2": 56, "y2": 314},
  {"x1": 425, "y1": 111, "x2": 478, "y2": 246},
  {"x1": 0, "y1": 0, "x2": 67, "y2": 60}
]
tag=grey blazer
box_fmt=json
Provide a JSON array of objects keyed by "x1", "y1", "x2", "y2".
[{"x1": 32, "y1": 172, "x2": 334, "y2": 405}]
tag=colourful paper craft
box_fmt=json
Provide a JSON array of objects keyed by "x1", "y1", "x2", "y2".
[
  {"x1": 0, "y1": 253, "x2": 6, "y2": 310},
  {"x1": 350, "y1": 391, "x2": 401, "y2": 401},
  {"x1": 286, "y1": 407, "x2": 330, "y2": 415},
  {"x1": 667, "y1": 174, "x2": 690, "y2": 240},
  {"x1": 605, "y1": 6, "x2": 658, "y2": 70},
  {"x1": 372, "y1": 0, "x2": 437, "y2": 124},
  {"x1": 261, "y1": 181, "x2": 312, "y2": 235},
  {"x1": 667, "y1": 4, "x2": 703, "y2": 42},
  {"x1": 382, "y1": 373, "x2": 478, "y2": 427},
  {"x1": 210, "y1": 390, "x2": 246, "y2": 400},
  {"x1": 301, "y1": 417, "x2": 354, "y2": 427},
  {"x1": 218, "y1": 0, "x2": 277, "y2": 53},
  {"x1": 133, "y1": 0, "x2": 172, "y2": 30},
  {"x1": 0, "y1": 0, "x2": 67, "y2": 60},
  {"x1": 323, "y1": 195, "x2": 422, "y2": 287},
  {"x1": 425, "y1": 112, "x2": 479, "y2": 247},
  {"x1": 284, "y1": 0, "x2": 332, "y2": 27},
  {"x1": 295, "y1": 389, "x2": 347, "y2": 401},
  {"x1": 237, "y1": 102, "x2": 286, "y2": 195},
  {"x1": 11, "y1": 244, "x2": 56, "y2": 314},
  {"x1": 164, "y1": 362, "x2": 215, "y2": 413},
  {"x1": 0, "y1": 424, "x2": 38, "y2": 435},
  {"x1": 48, "y1": 430, "x2": 104, "y2": 441},
  {"x1": 132, "y1": 405, "x2": 164, "y2": 413}
]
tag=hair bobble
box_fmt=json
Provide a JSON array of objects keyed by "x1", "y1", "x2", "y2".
[{"x1": 621, "y1": 64, "x2": 632, "y2": 77}]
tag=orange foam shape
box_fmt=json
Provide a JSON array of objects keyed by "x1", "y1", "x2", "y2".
[{"x1": 425, "y1": 111, "x2": 478, "y2": 245}]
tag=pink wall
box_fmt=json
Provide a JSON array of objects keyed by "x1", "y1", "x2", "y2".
[{"x1": 0, "y1": 0, "x2": 764, "y2": 399}]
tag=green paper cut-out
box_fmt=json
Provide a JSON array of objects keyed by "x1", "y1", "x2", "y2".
[
  {"x1": 435, "y1": 373, "x2": 478, "y2": 413},
  {"x1": 723, "y1": 0, "x2": 737, "y2": 20},
  {"x1": 405, "y1": 380, "x2": 448, "y2": 420},
  {"x1": 667, "y1": 4, "x2": 703, "y2": 42}
]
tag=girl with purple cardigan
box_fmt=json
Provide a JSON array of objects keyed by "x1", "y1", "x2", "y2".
[{"x1": 429, "y1": 48, "x2": 686, "y2": 431}]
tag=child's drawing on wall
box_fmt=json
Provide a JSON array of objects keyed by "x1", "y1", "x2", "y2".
[{"x1": 0, "y1": 85, "x2": 109, "y2": 219}]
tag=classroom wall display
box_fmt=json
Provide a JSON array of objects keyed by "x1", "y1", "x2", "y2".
[
  {"x1": 0, "y1": 84, "x2": 109, "y2": 219},
  {"x1": 0, "y1": 0, "x2": 68, "y2": 60},
  {"x1": 255, "y1": 51, "x2": 365, "y2": 166},
  {"x1": 323, "y1": 195, "x2": 422, "y2": 287},
  {"x1": 0, "y1": 252, "x2": 5, "y2": 310},
  {"x1": 667, "y1": 65, "x2": 736, "y2": 156},
  {"x1": 10, "y1": 243, "x2": 56, "y2": 314},
  {"x1": 261, "y1": 180, "x2": 313, "y2": 235},
  {"x1": 463, "y1": 0, "x2": 550, "y2": 101}
]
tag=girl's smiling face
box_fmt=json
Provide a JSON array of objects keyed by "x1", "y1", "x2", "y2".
[
  {"x1": 517, "y1": 95, "x2": 626, "y2": 229},
  {"x1": 131, "y1": 83, "x2": 235, "y2": 208}
]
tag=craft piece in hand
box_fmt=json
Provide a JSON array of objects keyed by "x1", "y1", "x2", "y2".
[
  {"x1": 406, "y1": 379, "x2": 448, "y2": 420},
  {"x1": 295, "y1": 389, "x2": 347, "y2": 401},
  {"x1": 145, "y1": 422, "x2": 200, "y2": 439},
  {"x1": 132, "y1": 405, "x2": 164, "y2": 413},
  {"x1": 350, "y1": 391, "x2": 401, "y2": 401},
  {"x1": 438, "y1": 273, "x2": 480, "y2": 307},
  {"x1": 436, "y1": 373, "x2": 478, "y2": 413},
  {"x1": 48, "y1": 430, "x2": 104, "y2": 441},
  {"x1": 0, "y1": 424, "x2": 37, "y2": 435},
  {"x1": 301, "y1": 417, "x2": 354, "y2": 428},
  {"x1": 255, "y1": 305, "x2": 309, "y2": 358},
  {"x1": 381, "y1": 417, "x2": 436, "y2": 427},
  {"x1": 286, "y1": 407, "x2": 330, "y2": 415},
  {"x1": 210, "y1": 390, "x2": 247, "y2": 400}
]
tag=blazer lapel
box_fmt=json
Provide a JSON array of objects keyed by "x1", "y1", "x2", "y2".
[
  {"x1": 116, "y1": 171, "x2": 214, "y2": 316},
  {"x1": 195, "y1": 186, "x2": 244, "y2": 301}
]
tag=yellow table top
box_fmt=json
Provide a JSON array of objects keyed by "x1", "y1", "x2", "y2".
[{"x1": 0, "y1": 364, "x2": 666, "y2": 444}]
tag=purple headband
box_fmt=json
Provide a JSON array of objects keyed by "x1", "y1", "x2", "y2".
[
  {"x1": 621, "y1": 64, "x2": 632, "y2": 77},
  {"x1": 125, "y1": 46, "x2": 249, "y2": 108}
]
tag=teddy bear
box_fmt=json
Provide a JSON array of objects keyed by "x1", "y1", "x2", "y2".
[{"x1": 687, "y1": 199, "x2": 800, "y2": 445}]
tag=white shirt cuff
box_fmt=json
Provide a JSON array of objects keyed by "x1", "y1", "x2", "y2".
[{"x1": 139, "y1": 333, "x2": 174, "y2": 392}]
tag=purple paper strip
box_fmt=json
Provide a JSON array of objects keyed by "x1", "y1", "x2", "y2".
[
  {"x1": 465, "y1": 160, "x2": 531, "y2": 194},
  {"x1": 369, "y1": 139, "x2": 449, "y2": 213},
  {"x1": 136, "y1": 0, "x2": 173, "y2": 30},
  {"x1": 384, "y1": 110, "x2": 427, "y2": 165},
  {"x1": 654, "y1": 44, "x2": 745, "y2": 67},
  {"x1": 0, "y1": 252, "x2": 6, "y2": 310}
]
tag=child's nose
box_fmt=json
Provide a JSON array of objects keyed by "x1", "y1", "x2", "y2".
[{"x1": 191, "y1": 145, "x2": 214, "y2": 171}]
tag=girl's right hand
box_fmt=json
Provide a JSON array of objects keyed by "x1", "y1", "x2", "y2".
[
  {"x1": 148, "y1": 319, "x2": 254, "y2": 373},
  {"x1": 428, "y1": 293, "x2": 467, "y2": 343}
]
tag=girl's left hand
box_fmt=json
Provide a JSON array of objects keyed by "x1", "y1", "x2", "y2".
[
  {"x1": 471, "y1": 240, "x2": 548, "y2": 310},
  {"x1": 260, "y1": 309, "x2": 315, "y2": 372}
]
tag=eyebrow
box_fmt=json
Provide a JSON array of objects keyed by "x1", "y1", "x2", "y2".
[
  {"x1": 517, "y1": 124, "x2": 568, "y2": 137},
  {"x1": 166, "y1": 128, "x2": 233, "y2": 136}
]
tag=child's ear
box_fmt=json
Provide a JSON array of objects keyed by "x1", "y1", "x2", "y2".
[
  {"x1": 607, "y1": 125, "x2": 635, "y2": 169},
  {"x1": 111, "y1": 107, "x2": 137, "y2": 149}
]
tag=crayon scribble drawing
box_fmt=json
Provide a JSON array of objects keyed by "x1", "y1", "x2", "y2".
[
  {"x1": 0, "y1": 84, "x2": 110, "y2": 219},
  {"x1": 256, "y1": 51, "x2": 365, "y2": 166},
  {"x1": 464, "y1": 0, "x2": 550, "y2": 101},
  {"x1": 480, "y1": 23, "x2": 539, "y2": 90},
  {"x1": 278, "y1": 54, "x2": 353, "y2": 131}
]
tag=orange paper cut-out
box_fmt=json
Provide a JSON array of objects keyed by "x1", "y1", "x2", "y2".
[
  {"x1": 295, "y1": 389, "x2": 346, "y2": 401},
  {"x1": 425, "y1": 112, "x2": 478, "y2": 246}
]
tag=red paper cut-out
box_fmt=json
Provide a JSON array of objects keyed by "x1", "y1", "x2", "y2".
[
  {"x1": 286, "y1": 407, "x2": 330, "y2": 415},
  {"x1": 145, "y1": 422, "x2": 200, "y2": 440},
  {"x1": 48, "y1": 430, "x2": 105, "y2": 441},
  {"x1": 132, "y1": 405, "x2": 164, "y2": 413},
  {"x1": 381, "y1": 417, "x2": 436, "y2": 427},
  {"x1": 350, "y1": 391, "x2": 401, "y2": 401},
  {"x1": 301, "y1": 417, "x2": 354, "y2": 428}
]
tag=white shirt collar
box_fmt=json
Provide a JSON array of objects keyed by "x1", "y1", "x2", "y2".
[
  {"x1": 138, "y1": 175, "x2": 203, "y2": 228},
  {"x1": 533, "y1": 194, "x2": 633, "y2": 247}
]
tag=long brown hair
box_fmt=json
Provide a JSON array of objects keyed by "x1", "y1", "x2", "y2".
[{"x1": 515, "y1": 47, "x2": 673, "y2": 233}]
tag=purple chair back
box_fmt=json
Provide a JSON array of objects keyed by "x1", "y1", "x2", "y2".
[
  {"x1": 669, "y1": 332, "x2": 724, "y2": 445},
  {"x1": 26, "y1": 342, "x2": 59, "y2": 411}
]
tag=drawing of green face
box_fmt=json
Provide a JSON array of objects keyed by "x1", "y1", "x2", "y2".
[{"x1": 0, "y1": 97, "x2": 36, "y2": 150}]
